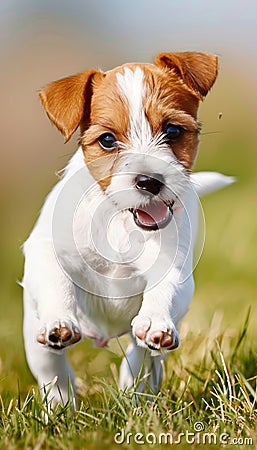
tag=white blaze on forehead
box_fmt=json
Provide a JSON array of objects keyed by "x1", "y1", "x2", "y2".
[
  {"x1": 116, "y1": 67, "x2": 145, "y2": 121},
  {"x1": 116, "y1": 67, "x2": 152, "y2": 149},
  {"x1": 108, "y1": 67, "x2": 188, "y2": 209}
]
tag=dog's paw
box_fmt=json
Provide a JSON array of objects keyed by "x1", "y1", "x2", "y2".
[
  {"x1": 37, "y1": 320, "x2": 81, "y2": 350},
  {"x1": 131, "y1": 315, "x2": 179, "y2": 353}
]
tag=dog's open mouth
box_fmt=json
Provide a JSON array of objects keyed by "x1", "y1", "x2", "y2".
[{"x1": 129, "y1": 200, "x2": 174, "y2": 231}]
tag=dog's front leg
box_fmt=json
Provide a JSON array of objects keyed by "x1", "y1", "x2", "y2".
[
  {"x1": 23, "y1": 239, "x2": 81, "y2": 349},
  {"x1": 119, "y1": 275, "x2": 193, "y2": 393},
  {"x1": 131, "y1": 273, "x2": 194, "y2": 354}
]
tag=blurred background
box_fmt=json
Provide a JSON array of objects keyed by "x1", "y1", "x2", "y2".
[{"x1": 0, "y1": 0, "x2": 256, "y2": 393}]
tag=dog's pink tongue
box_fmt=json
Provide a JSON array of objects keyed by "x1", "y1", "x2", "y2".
[{"x1": 136, "y1": 201, "x2": 170, "y2": 227}]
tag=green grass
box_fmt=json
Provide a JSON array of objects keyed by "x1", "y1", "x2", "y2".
[{"x1": 0, "y1": 313, "x2": 256, "y2": 449}]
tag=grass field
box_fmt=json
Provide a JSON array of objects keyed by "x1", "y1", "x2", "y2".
[
  {"x1": 0, "y1": 71, "x2": 257, "y2": 448},
  {"x1": 0, "y1": 315, "x2": 256, "y2": 449}
]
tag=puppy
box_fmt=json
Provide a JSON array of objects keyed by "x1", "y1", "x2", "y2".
[{"x1": 22, "y1": 51, "x2": 233, "y2": 406}]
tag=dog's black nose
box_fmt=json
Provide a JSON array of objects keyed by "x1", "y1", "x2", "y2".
[{"x1": 135, "y1": 174, "x2": 164, "y2": 195}]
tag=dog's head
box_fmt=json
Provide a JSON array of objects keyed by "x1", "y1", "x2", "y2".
[{"x1": 40, "y1": 52, "x2": 218, "y2": 231}]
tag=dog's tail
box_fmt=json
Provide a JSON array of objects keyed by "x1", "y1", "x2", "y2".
[{"x1": 190, "y1": 172, "x2": 235, "y2": 197}]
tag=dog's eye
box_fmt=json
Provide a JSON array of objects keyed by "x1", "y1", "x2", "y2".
[
  {"x1": 164, "y1": 124, "x2": 183, "y2": 140},
  {"x1": 98, "y1": 133, "x2": 117, "y2": 151}
]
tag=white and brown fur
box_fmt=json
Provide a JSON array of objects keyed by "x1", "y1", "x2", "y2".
[{"x1": 22, "y1": 52, "x2": 233, "y2": 406}]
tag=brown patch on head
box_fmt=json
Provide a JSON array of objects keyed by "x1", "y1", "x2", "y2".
[
  {"x1": 39, "y1": 67, "x2": 131, "y2": 190},
  {"x1": 142, "y1": 64, "x2": 200, "y2": 168},
  {"x1": 80, "y1": 69, "x2": 130, "y2": 190},
  {"x1": 141, "y1": 51, "x2": 218, "y2": 168}
]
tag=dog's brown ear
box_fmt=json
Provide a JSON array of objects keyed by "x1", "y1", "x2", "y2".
[
  {"x1": 39, "y1": 69, "x2": 102, "y2": 142},
  {"x1": 155, "y1": 52, "x2": 218, "y2": 99}
]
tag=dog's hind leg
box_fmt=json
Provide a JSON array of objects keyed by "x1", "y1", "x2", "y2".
[
  {"x1": 23, "y1": 291, "x2": 76, "y2": 408},
  {"x1": 119, "y1": 338, "x2": 164, "y2": 393}
]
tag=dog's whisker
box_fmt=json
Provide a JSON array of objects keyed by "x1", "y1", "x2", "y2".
[{"x1": 200, "y1": 130, "x2": 222, "y2": 136}]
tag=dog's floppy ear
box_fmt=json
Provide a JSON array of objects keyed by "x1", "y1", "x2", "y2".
[
  {"x1": 39, "y1": 69, "x2": 102, "y2": 142},
  {"x1": 155, "y1": 51, "x2": 218, "y2": 99}
]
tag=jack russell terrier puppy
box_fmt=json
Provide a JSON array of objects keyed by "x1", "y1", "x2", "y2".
[{"x1": 22, "y1": 51, "x2": 233, "y2": 406}]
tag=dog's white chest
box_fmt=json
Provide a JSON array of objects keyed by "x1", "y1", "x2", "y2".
[{"x1": 76, "y1": 289, "x2": 143, "y2": 346}]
